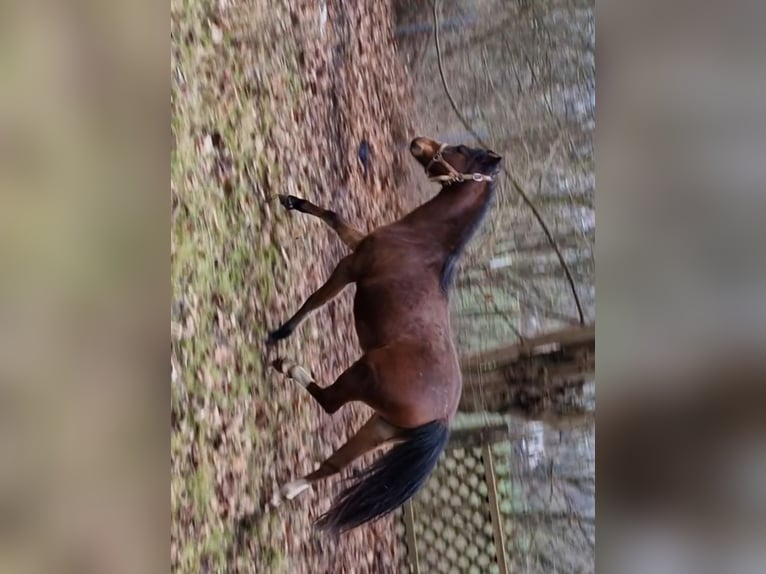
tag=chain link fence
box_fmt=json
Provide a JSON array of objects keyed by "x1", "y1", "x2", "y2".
[{"x1": 395, "y1": 417, "x2": 594, "y2": 573}]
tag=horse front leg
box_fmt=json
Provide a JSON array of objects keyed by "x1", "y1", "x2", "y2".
[
  {"x1": 278, "y1": 194, "x2": 365, "y2": 251},
  {"x1": 265, "y1": 254, "x2": 355, "y2": 345}
]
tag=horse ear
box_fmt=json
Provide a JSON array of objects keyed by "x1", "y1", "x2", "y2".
[{"x1": 483, "y1": 151, "x2": 503, "y2": 170}]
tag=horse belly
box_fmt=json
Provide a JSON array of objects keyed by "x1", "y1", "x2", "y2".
[
  {"x1": 353, "y1": 280, "x2": 441, "y2": 349},
  {"x1": 352, "y1": 286, "x2": 398, "y2": 349},
  {"x1": 368, "y1": 346, "x2": 462, "y2": 427}
]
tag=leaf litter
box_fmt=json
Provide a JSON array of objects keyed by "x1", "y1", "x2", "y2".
[{"x1": 172, "y1": 0, "x2": 427, "y2": 571}]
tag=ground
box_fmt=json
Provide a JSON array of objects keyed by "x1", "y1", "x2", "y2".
[{"x1": 171, "y1": 0, "x2": 425, "y2": 571}]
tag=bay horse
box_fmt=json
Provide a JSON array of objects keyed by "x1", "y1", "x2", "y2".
[{"x1": 266, "y1": 136, "x2": 502, "y2": 533}]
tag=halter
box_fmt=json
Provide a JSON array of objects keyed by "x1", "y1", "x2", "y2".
[{"x1": 425, "y1": 143, "x2": 494, "y2": 185}]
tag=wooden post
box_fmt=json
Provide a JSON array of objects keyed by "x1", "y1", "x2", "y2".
[
  {"x1": 402, "y1": 501, "x2": 421, "y2": 573},
  {"x1": 482, "y1": 443, "x2": 509, "y2": 574}
]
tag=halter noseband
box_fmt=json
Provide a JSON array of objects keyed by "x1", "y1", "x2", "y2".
[{"x1": 426, "y1": 143, "x2": 494, "y2": 185}]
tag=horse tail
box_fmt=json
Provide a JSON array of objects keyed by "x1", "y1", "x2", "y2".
[{"x1": 315, "y1": 419, "x2": 449, "y2": 534}]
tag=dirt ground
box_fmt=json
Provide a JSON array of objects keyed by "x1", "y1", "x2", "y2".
[{"x1": 171, "y1": 0, "x2": 429, "y2": 571}]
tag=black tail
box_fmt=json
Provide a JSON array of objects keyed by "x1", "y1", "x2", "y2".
[{"x1": 315, "y1": 420, "x2": 449, "y2": 534}]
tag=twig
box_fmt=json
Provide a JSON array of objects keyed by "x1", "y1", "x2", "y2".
[
  {"x1": 476, "y1": 287, "x2": 525, "y2": 342},
  {"x1": 432, "y1": 0, "x2": 485, "y2": 143},
  {"x1": 507, "y1": 171, "x2": 586, "y2": 325},
  {"x1": 431, "y1": 0, "x2": 586, "y2": 324}
]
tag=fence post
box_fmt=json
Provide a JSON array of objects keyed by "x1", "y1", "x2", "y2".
[
  {"x1": 403, "y1": 501, "x2": 421, "y2": 573},
  {"x1": 482, "y1": 443, "x2": 510, "y2": 574}
]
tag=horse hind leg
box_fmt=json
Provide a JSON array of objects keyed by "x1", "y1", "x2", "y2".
[
  {"x1": 278, "y1": 194, "x2": 365, "y2": 251},
  {"x1": 271, "y1": 357, "x2": 315, "y2": 388},
  {"x1": 266, "y1": 253, "x2": 355, "y2": 345},
  {"x1": 277, "y1": 414, "x2": 402, "y2": 503},
  {"x1": 271, "y1": 355, "x2": 373, "y2": 416}
]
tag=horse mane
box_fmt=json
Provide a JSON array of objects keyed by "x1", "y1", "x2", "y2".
[{"x1": 440, "y1": 180, "x2": 496, "y2": 293}]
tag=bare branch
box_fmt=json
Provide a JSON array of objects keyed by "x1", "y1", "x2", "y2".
[{"x1": 432, "y1": 0, "x2": 586, "y2": 325}]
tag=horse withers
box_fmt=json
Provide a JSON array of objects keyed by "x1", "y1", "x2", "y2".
[{"x1": 266, "y1": 136, "x2": 502, "y2": 534}]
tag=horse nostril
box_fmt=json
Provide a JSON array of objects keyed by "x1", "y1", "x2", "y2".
[{"x1": 410, "y1": 138, "x2": 424, "y2": 156}]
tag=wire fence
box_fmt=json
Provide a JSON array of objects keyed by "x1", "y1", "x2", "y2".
[{"x1": 396, "y1": 417, "x2": 594, "y2": 573}]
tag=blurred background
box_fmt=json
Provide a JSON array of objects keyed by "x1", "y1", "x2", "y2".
[
  {"x1": 2, "y1": 0, "x2": 764, "y2": 572},
  {"x1": 168, "y1": 0, "x2": 594, "y2": 570},
  {"x1": 598, "y1": 1, "x2": 766, "y2": 573}
]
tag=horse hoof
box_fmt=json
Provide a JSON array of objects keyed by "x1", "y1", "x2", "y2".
[
  {"x1": 266, "y1": 325, "x2": 292, "y2": 346},
  {"x1": 277, "y1": 194, "x2": 300, "y2": 210},
  {"x1": 271, "y1": 357, "x2": 285, "y2": 371},
  {"x1": 265, "y1": 330, "x2": 280, "y2": 346},
  {"x1": 281, "y1": 478, "x2": 310, "y2": 501}
]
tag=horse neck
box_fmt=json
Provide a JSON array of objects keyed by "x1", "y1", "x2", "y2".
[{"x1": 408, "y1": 181, "x2": 493, "y2": 253}]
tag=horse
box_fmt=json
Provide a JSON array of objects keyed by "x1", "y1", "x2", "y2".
[{"x1": 266, "y1": 136, "x2": 502, "y2": 534}]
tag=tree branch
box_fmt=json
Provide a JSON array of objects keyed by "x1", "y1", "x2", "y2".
[{"x1": 431, "y1": 0, "x2": 586, "y2": 324}]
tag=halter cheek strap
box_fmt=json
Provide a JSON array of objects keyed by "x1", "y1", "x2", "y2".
[{"x1": 426, "y1": 143, "x2": 494, "y2": 185}]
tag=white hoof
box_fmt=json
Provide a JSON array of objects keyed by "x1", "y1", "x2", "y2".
[
  {"x1": 272, "y1": 358, "x2": 314, "y2": 388},
  {"x1": 280, "y1": 478, "x2": 311, "y2": 501}
]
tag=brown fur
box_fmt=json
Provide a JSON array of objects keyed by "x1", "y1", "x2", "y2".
[{"x1": 269, "y1": 136, "x2": 502, "y2": 500}]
